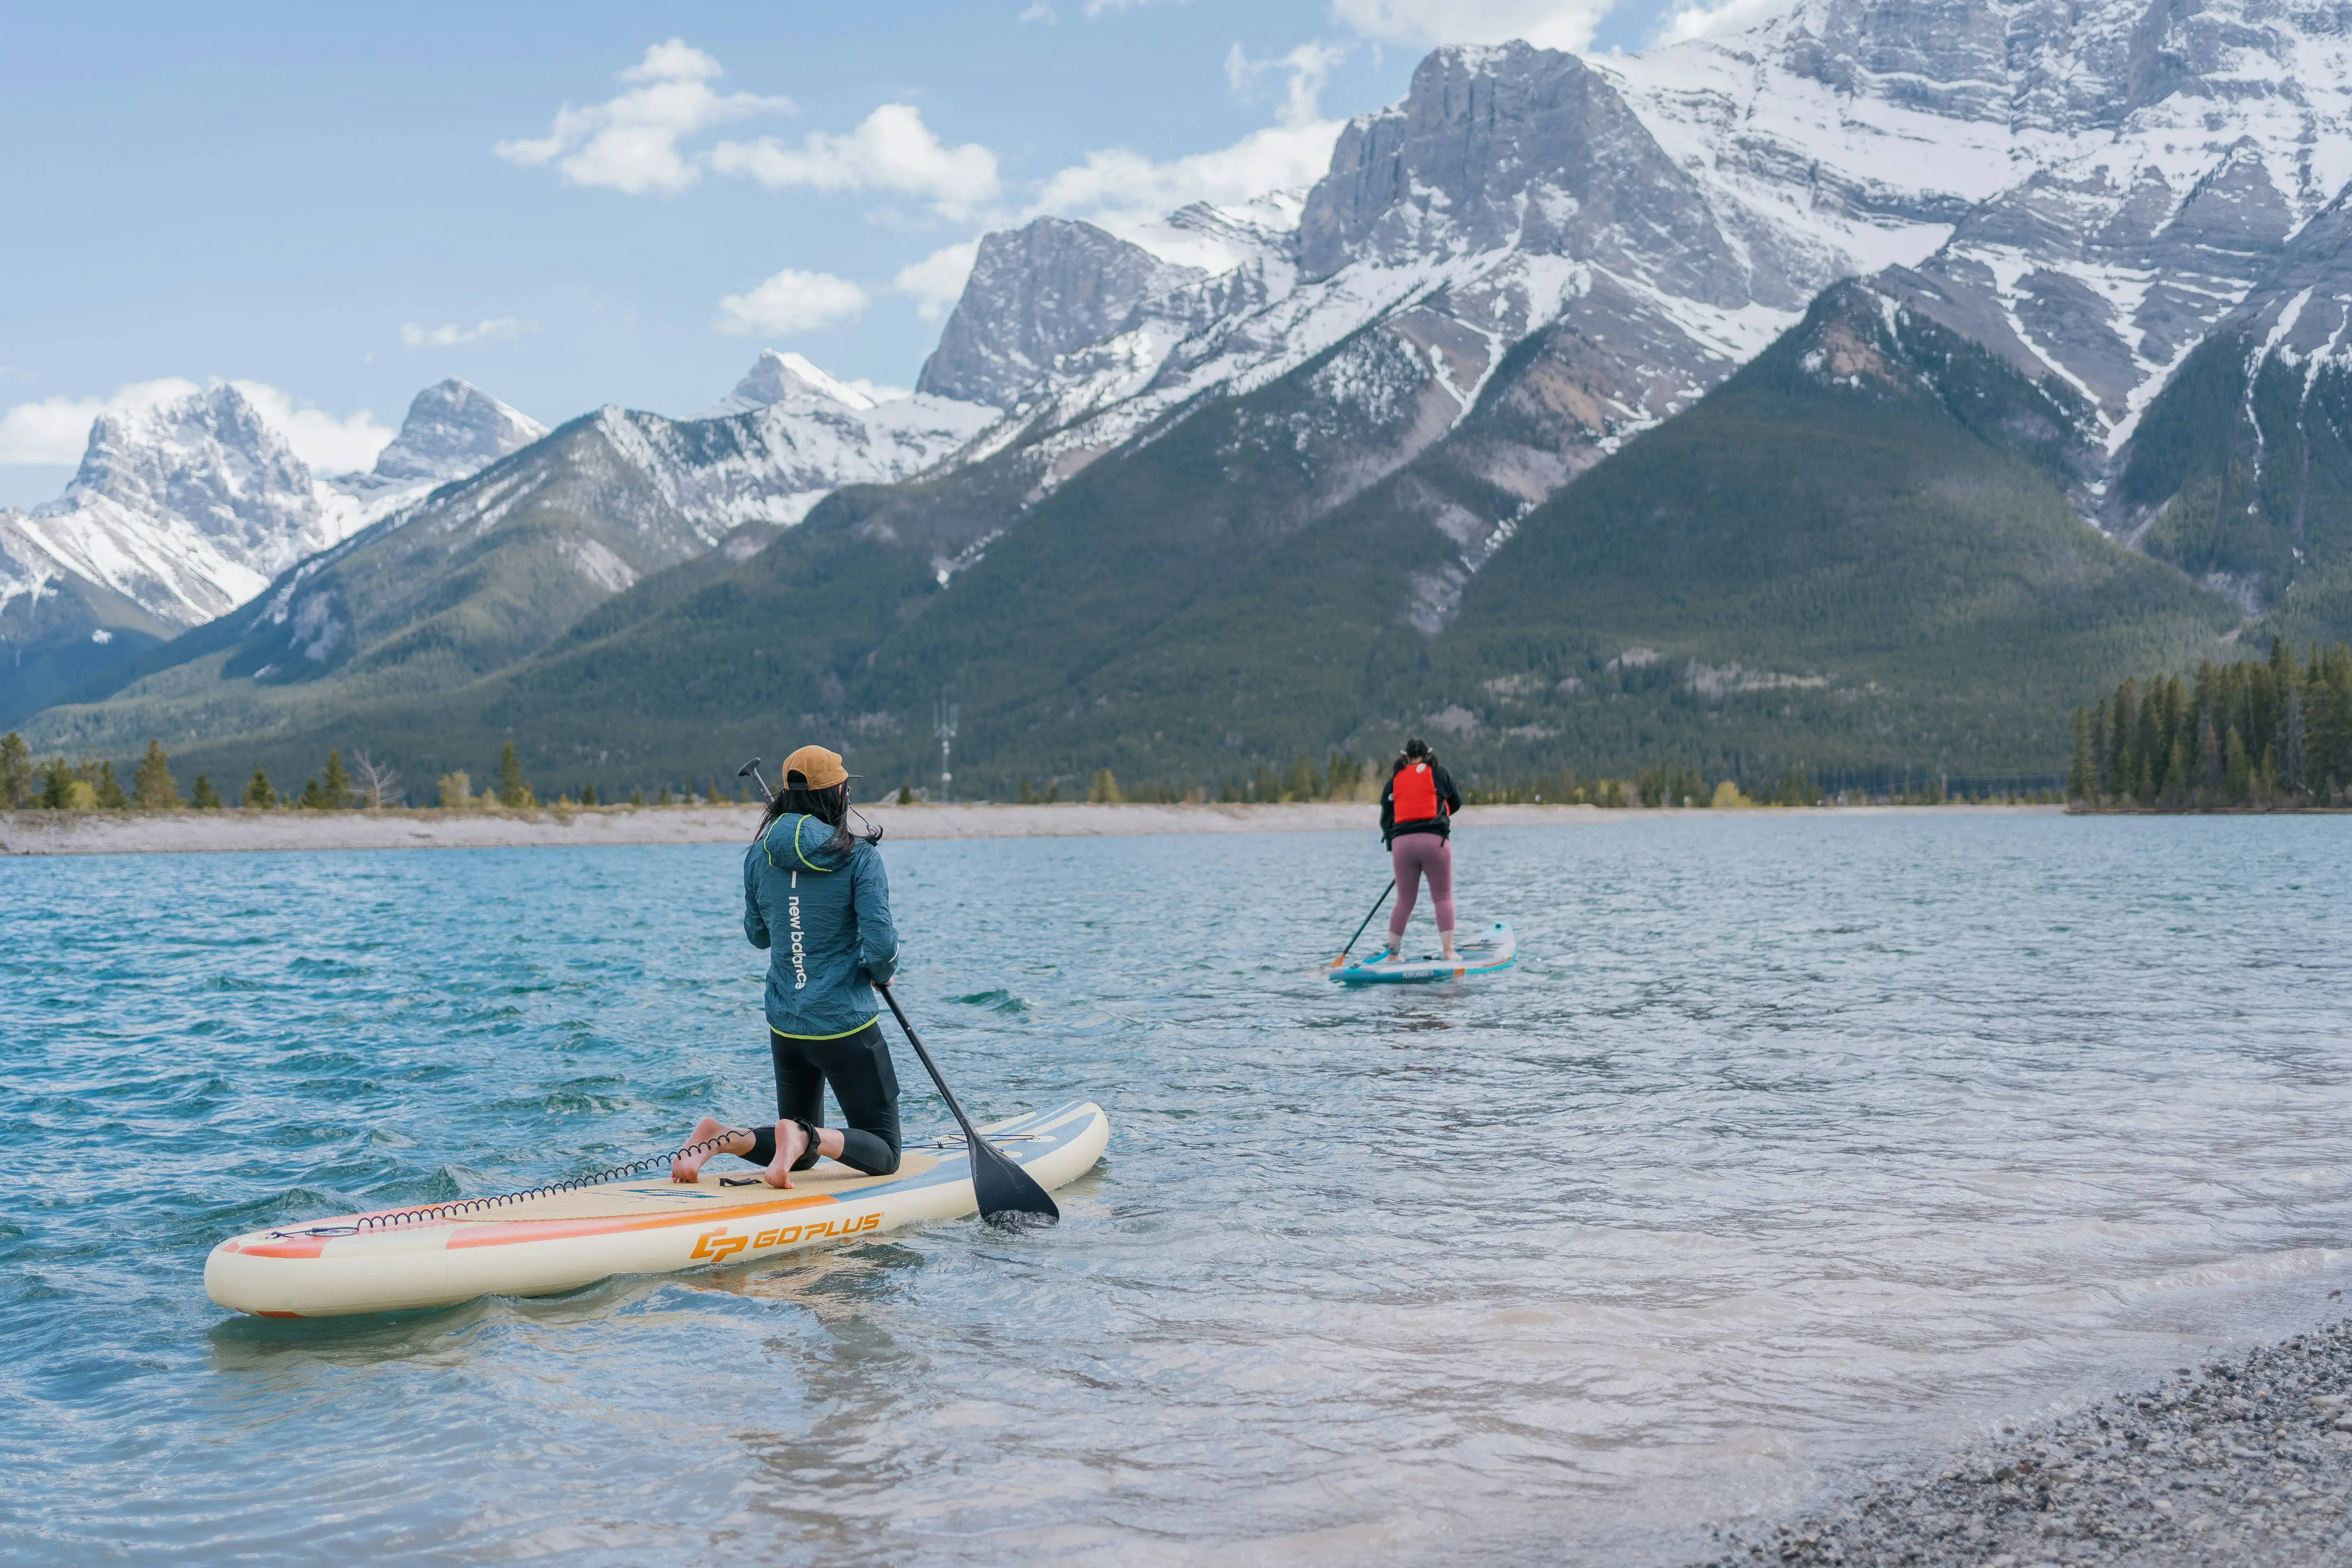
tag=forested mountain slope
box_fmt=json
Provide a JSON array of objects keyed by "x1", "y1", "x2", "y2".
[{"x1": 22, "y1": 0, "x2": 2352, "y2": 794}]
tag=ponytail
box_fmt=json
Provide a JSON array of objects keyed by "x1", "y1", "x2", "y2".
[{"x1": 754, "y1": 780, "x2": 883, "y2": 853}]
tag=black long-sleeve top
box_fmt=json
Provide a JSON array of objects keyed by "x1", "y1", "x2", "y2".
[{"x1": 1380, "y1": 763, "x2": 1463, "y2": 847}]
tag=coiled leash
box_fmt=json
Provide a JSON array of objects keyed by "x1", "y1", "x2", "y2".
[{"x1": 265, "y1": 1127, "x2": 755, "y2": 1238}]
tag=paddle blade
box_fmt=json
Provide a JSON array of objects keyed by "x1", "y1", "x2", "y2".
[{"x1": 970, "y1": 1136, "x2": 1060, "y2": 1228}]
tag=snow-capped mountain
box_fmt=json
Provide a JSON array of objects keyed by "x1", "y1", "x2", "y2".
[
  {"x1": 910, "y1": 0, "x2": 2352, "y2": 542},
  {"x1": 620, "y1": 350, "x2": 996, "y2": 527},
  {"x1": 0, "y1": 377, "x2": 546, "y2": 726},
  {"x1": 337, "y1": 378, "x2": 547, "y2": 496},
  {"x1": 1, "y1": 378, "x2": 546, "y2": 637},
  {"x1": 696, "y1": 349, "x2": 882, "y2": 418}
]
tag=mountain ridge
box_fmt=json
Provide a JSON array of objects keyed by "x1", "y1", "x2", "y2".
[{"x1": 21, "y1": 0, "x2": 2352, "y2": 790}]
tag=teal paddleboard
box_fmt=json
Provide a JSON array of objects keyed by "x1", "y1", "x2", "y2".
[{"x1": 1331, "y1": 920, "x2": 1515, "y2": 984}]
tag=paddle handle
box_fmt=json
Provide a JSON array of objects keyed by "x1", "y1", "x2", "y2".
[{"x1": 1333, "y1": 879, "x2": 1396, "y2": 967}]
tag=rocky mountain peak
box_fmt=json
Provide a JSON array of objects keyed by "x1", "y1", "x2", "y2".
[
  {"x1": 916, "y1": 218, "x2": 1207, "y2": 410},
  {"x1": 1297, "y1": 41, "x2": 1747, "y2": 305},
  {"x1": 58, "y1": 382, "x2": 318, "y2": 566},
  {"x1": 698, "y1": 350, "x2": 877, "y2": 419},
  {"x1": 367, "y1": 378, "x2": 547, "y2": 485}
]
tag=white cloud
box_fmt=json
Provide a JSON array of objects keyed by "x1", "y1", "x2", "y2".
[
  {"x1": 1035, "y1": 42, "x2": 1343, "y2": 231},
  {"x1": 1019, "y1": 1, "x2": 1058, "y2": 19},
  {"x1": 0, "y1": 378, "x2": 198, "y2": 466},
  {"x1": 715, "y1": 269, "x2": 871, "y2": 336},
  {"x1": 230, "y1": 382, "x2": 396, "y2": 475},
  {"x1": 1327, "y1": 0, "x2": 1617, "y2": 52},
  {"x1": 399, "y1": 317, "x2": 535, "y2": 349},
  {"x1": 1657, "y1": 0, "x2": 1796, "y2": 43},
  {"x1": 893, "y1": 240, "x2": 982, "y2": 322},
  {"x1": 710, "y1": 104, "x2": 1000, "y2": 221},
  {"x1": 494, "y1": 38, "x2": 791, "y2": 197}
]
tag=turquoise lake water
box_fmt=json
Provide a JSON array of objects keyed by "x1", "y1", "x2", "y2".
[{"x1": 2, "y1": 815, "x2": 2348, "y2": 1564}]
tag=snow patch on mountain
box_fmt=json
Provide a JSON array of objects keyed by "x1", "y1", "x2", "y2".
[
  {"x1": 695, "y1": 349, "x2": 881, "y2": 418},
  {"x1": 596, "y1": 364, "x2": 998, "y2": 531}
]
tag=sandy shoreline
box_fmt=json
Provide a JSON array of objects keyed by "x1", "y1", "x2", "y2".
[{"x1": 0, "y1": 800, "x2": 2061, "y2": 856}]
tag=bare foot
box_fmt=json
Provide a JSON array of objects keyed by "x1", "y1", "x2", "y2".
[
  {"x1": 763, "y1": 1119, "x2": 810, "y2": 1188},
  {"x1": 672, "y1": 1117, "x2": 730, "y2": 1183},
  {"x1": 1441, "y1": 932, "x2": 1458, "y2": 961}
]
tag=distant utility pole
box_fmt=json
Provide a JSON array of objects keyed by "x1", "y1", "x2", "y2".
[{"x1": 935, "y1": 695, "x2": 958, "y2": 803}]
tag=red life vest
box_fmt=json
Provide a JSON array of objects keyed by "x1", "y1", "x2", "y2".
[{"x1": 1393, "y1": 761, "x2": 1442, "y2": 822}]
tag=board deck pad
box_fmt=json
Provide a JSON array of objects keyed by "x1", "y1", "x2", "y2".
[
  {"x1": 206, "y1": 1101, "x2": 1110, "y2": 1317},
  {"x1": 1331, "y1": 920, "x2": 1515, "y2": 984}
]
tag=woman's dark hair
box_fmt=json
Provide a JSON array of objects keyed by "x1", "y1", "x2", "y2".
[
  {"x1": 1391, "y1": 736, "x2": 1436, "y2": 776},
  {"x1": 756, "y1": 779, "x2": 883, "y2": 853}
]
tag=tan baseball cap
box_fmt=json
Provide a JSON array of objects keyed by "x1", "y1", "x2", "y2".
[{"x1": 780, "y1": 744, "x2": 849, "y2": 790}]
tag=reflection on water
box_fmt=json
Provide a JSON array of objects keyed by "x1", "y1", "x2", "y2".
[{"x1": 2, "y1": 816, "x2": 2349, "y2": 1564}]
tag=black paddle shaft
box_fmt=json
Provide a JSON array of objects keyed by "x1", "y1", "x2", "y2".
[
  {"x1": 1335, "y1": 879, "x2": 1396, "y2": 966},
  {"x1": 877, "y1": 981, "x2": 1060, "y2": 1227}
]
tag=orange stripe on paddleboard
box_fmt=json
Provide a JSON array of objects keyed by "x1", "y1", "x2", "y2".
[{"x1": 445, "y1": 1192, "x2": 840, "y2": 1250}]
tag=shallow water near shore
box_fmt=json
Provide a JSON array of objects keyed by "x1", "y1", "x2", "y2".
[{"x1": 2, "y1": 815, "x2": 2349, "y2": 1564}]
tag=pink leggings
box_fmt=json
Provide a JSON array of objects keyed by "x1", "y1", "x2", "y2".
[{"x1": 1388, "y1": 834, "x2": 1455, "y2": 941}]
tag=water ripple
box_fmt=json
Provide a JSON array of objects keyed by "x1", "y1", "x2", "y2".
[{"x1": 1, "y1": 821, "x2": 2348, "y2": 1564}]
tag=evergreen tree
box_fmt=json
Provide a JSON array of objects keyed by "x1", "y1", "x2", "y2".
[
  {"x1": 581, "y1": 782, "x2": 598, "y2": 805},
  {"x1": 94, "y1": 762, "x2": 128, "y2": 810},
  {"x1": 39, "y1": 757, "x2": 76, "y2": 809},
  {"x1": 321, "y1": 749, "x2": 349, "y2": 810},
  {"x1": 657, "y1": 784, "x2": 672, "y2": 806},
  {"x1": 2068, "y1": 708, "x2": 2094, "y2": 803},
  {"x1": 191, "y1": 773, "x2": 222, "y2": 810},
  {"x1": 132, "y1": 739, "x2": 177, "y2": 810},
  {"x1": 298, "y1": 776, "x2": 328, "y2": 810},
  {"x1": 497, "y1": 742, "x2": 527, "y2": 808},
  {"x1": 2283, "y1": 685, "x2": 2308, "y2": 798},
  {"x1": 629, "y1": 786, "x2": 645, "y2": 806},
  {"x1": 1322, "y1": 749, "x2": 1360, "y2": 800},
  {"x1": 1018, "y1": 778, "x2": 1037, "y2": 803},
  {"x1": 244, "y1": 767, "x2": 274, "y2": 809},
  {"x1": 1216, "y1": 778, "x2": 1238, "y2": 803},
  {"x1": 1251, "y1": 762, "x2": 1282, "y2": 802},
  {"x1": 1284, "y1": 754, "x2": 1318, "y2": 801},
  {"x1": 2223, "y1": 728, "x2": 2251, "y2": 805},
  {"x1": 2089, "y1": 698, "x2": 2111, "y2": 798},
  {"x1": 0, "y1": 732, "x2": 30, "y2": 809},
  {"x1": 1044, "y1": 780, "x2": 1061, "y2": 803},
  {"x1": 1089, "y1": 768, "x2": 1124, "y2": 803},
  {"x1": 897, "y1": 782, "x2": 914, "y2": 805}
]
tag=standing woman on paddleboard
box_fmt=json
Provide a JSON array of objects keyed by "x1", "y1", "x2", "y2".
[
  {"x1": 1377, "y1": 737, "x2": 1465, "y2": 963},
  {"x1": 673, "y1": 745, "x2": 903, "y2": 1188}
]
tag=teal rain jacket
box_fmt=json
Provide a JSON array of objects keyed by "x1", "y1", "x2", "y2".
[{"x1": 744, "y1": 813, "x2": 899, "y2": 1039}]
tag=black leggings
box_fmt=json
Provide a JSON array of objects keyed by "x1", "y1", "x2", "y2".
[{"x1": 745, "y1": 1021, "x2": 903, "y2": 1176}]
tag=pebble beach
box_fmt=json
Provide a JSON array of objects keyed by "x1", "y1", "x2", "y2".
[{"x1": 1704, "y1": 1312, "x2": 2352, "y2": 1567}]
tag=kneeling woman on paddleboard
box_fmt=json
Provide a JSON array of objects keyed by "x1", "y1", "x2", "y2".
[
  {"x1": 674, "y1": 745, "x2": 902, "y2": 1187},
  {"x1": 1378, "y1": 737, "x2": 1465, "y2": 963}
]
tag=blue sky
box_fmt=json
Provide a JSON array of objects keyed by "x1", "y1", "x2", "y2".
[{"x1": 0, "y1": 0, "x2": 1752, "y2": 506}]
